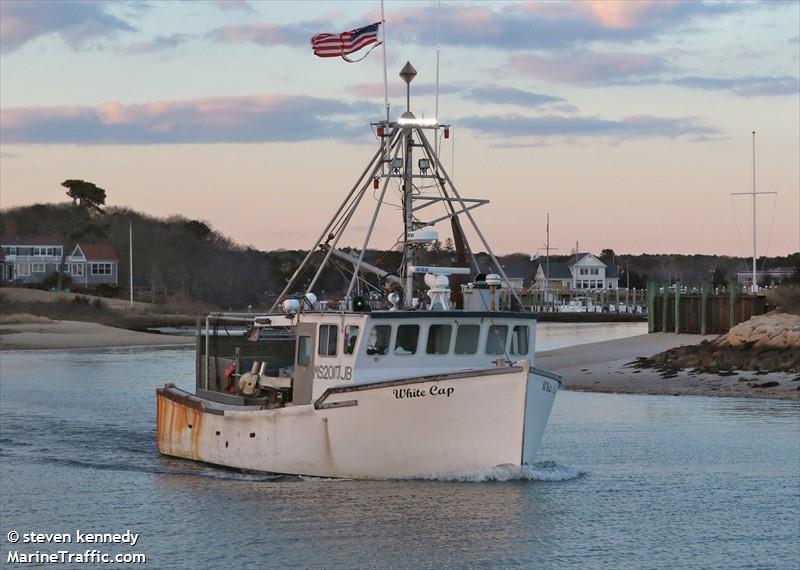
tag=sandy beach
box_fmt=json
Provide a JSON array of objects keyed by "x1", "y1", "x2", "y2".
[
  {"x1": 538, "y1": 333, "x2": 799, "y2": 400},
  {"x1": 0, "y1": 319, "x2": 195, "y2": 350}
]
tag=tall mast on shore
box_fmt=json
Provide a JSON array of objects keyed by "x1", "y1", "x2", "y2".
[{"x1": 731, "y1": 131, "x2": 777, "y2": 293}]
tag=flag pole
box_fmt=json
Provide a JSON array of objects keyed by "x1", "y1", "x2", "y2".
[
  {"x1": 129, "y1": 221, "x2": 134, "y2": 307},
  {"x1": 381, "y1": 0, "x2": 389, "y2": 122}
]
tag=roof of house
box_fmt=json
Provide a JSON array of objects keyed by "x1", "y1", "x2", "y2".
[
  {"x1": 76, "y1": 243, "x2": 118, "y2": 261},
  {"x1": 0, "y1": 236, "x2": 63, "y2": 246},
  {"x1": 501, "y1": 265, "x2": 532, "y2": 279},
  {"x1": 536, "y1": 261, "x2": 572, "y2": 279},
  {"x1": 565, "y1": 252, "x2": 591, "y2": 265},
  {"x1": 535, "y1": 258, "x2": 620, "y2": 279}
]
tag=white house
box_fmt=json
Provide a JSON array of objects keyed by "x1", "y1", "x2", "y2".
[
  {"x1": 736, "y1": 268, "x2": 795, "y2": 288},
  {"x1": 533, "y1": 252, "x2": 619, "y2": 291}
]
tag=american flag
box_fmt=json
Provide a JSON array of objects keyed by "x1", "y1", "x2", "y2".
[{"x1": 311, "y1": 22, "x2": 382, "y2": 61}]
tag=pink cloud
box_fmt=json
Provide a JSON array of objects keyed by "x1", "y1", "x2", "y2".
[{"x1": 507, "y1": 0, "x2": 686, "y2": 31}]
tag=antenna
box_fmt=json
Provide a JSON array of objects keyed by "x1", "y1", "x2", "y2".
[
  {"x1": 731, "y1": 131, "x2": 777, "y2": 293},
  {"x1": 380, "y1": 0, "x2": 389, "y2": 122}
]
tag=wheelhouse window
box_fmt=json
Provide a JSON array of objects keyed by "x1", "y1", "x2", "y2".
[
  {"x1": 394, "y1": 324, "x2": 419, "y2": 355},
  {"x1": 454, "y1": 324, "x2": 480, "y2": 355},
  {"x1": 318, "y1": 324, "x2": 338, "y2": 357},
  {"x1": 366, "y1": 325, "x2": 391, "y2": 356},
  {"x1": 485, "y1": 325, "x2": 509, "y2": 355},
  {"x1": 426, "y1": 324, "x2": 452, "y2": 355},
  {"x1": 344, "y1": 325, "x2": 359, "y2": 355},
  {"x1": 510, "y1": 325, "x2": 529, "y2": 355},
  {"x1": 297, "y1": 336, "x2": 312, "y2": 366}
]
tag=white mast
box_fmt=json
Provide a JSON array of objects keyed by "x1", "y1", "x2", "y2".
[
  {"x1": 752, "y1": 130, "x2": 756, "y2": 292},
  {"x1": 731, "y1": 131, "x2": 777, "y2": 294}
]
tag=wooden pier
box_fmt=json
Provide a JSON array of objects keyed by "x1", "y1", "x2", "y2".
[{"x1": 646, "y1": 282, "x2": 767, "y2": 334}]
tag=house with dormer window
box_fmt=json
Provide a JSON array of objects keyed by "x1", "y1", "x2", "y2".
[
  {"x1": 67, "y1": 243, "x2": 119, "y2": 288},
  {"x1": 532, "y1": 252, "x2": 619, "y2": 291}
]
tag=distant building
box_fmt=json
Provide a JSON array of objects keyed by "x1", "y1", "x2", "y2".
[
  {"x1": 499, "y1": 266, "x2": 528, "y2": 291},
  {"x1": 68, "y1": 243, "x2": 120, "y2": 288},
  {"x1": 0, "y1": 223, "x2": 118, "y2": 288},
  {"x1": 0, "y1": 235, "x2": 65, "y2": 285},
  {"x1": 736, "y1": 268, "x2": 795, "y2": 288},
  {"x1": 532, "y1": 252, "x2": 619, "y2": 291}
]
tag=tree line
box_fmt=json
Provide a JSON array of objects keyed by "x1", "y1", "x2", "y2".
[{"x1": 2, "y1": 191, "x2": 797, "y2": 309}]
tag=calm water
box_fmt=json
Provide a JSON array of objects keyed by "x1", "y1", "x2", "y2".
[{"x1": 1, "y1": 324, "x2": 798, "y2": 569}]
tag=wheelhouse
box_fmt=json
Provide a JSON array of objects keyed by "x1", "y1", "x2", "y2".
[{"x1": 197, "y1": 310, "x2": 537, "y2": 407}]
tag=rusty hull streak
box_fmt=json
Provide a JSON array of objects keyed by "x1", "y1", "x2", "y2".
[
  {"x1": 321, "y1": 417, "x2": 335, "y2": 472},
  {"x1": 156, "y1": 388, "x2": 204, "y2": 462}
]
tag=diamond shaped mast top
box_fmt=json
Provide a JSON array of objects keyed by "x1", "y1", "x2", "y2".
[{"x1": 400, "y1": 61, "x2": 417, "y2": 116}]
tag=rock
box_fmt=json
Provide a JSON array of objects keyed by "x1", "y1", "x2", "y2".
[
  {"x1": 768, "y1": 334, "x2": 789, "y2": 349},
  {"x1": 715, "y1": 312, "x2": 800, "y2": 350},
  {"x1": 753, "y1": 381, "x2": 780, "y2": 389}
]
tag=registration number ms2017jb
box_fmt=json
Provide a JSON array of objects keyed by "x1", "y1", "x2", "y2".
[{"x1": 313, "y1": 365, "x2": 353, "y2": 382}]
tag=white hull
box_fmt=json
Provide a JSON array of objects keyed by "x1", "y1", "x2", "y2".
[{"x1": 157, "y1": 362, "x2": 559, "y2": 479}]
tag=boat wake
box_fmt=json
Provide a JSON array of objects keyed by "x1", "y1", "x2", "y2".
[{"x1": 415, "y1": 461, "x2": 584, "y2": 483}]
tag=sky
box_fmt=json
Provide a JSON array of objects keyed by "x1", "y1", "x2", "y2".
[{"x1": 1, "y1": 0, "x2": 799, "y2": 257}]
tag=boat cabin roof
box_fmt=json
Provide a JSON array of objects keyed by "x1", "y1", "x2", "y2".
[{"x1": 205, "y1": 310, "x2": 537, "y2": 329}]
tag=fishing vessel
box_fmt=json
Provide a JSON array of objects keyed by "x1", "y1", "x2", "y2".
[{"x1": 156, "y1": 63, "x2": 561, "y2": 479}]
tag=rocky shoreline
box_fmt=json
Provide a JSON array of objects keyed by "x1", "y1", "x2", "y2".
[{"x1": 537, "y1": 330, "x2": 798, "y2": 401}]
